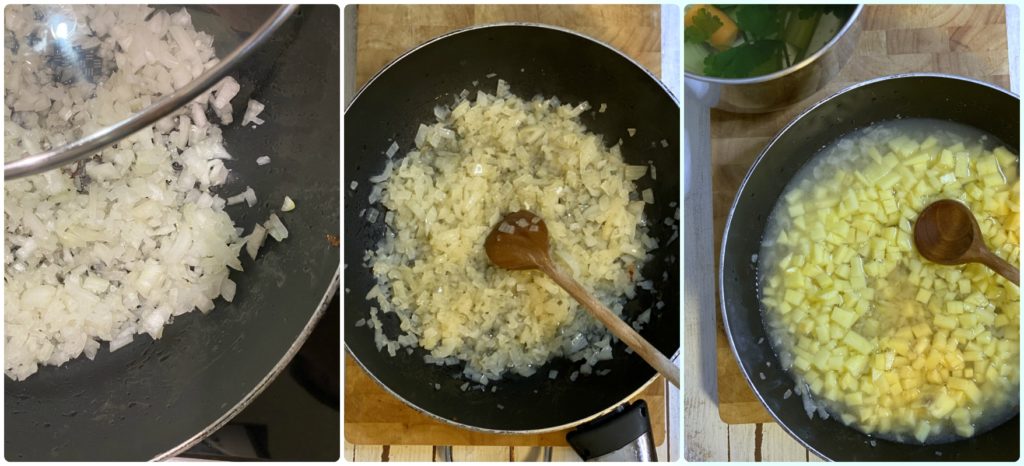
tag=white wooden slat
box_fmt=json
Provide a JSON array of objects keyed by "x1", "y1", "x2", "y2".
[
  {"x1": 353, "y1": 445, "x2": 384, "y2": 462},
  {"x1": 388, "y1": 446, "x2": 434, "y2": 461},
  {"x1": 761, "y1": 423, "x2": 809, "y2": 462},
  {"x1": 728, "y1": 424, "x2": 757, "y2": 461},
  {"x1": 512, "y1": 446, "x2": 543, "y2": 461},
  {"x1": 344, "y1": 440, "x2": 356, "y2": 461},
  {"x1": 451, "y1": 446, "x2": 512, "y2": 461},
  {"x1": 682, "y1": 84, "x2": 730, "y2": 463},
  {"x1": 512, "y1": 446, "x2": 584, "y2": 462},
  {"x1": 548, "y1": 446, "x2": 583, "y2": 461},
  {"x1": 668, "y1": 379, "x2": 680, "y2": 460}
]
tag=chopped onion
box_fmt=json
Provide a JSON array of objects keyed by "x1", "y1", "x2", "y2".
[
  {"x1": 212, "y1": 76, "x2": 240, "y2": 109},
  {"x1": 281, "y1": 196, "x2": 295, "y2": 212},
  {"x1": 241, "y1": 99, "x2": 266, "y2": 126},
  {"x1": 244, "y1": 187, "x2": 257, "y2": 207},
  {"x1": 265, "y1": 214, "x2": 289, "y2": 241},
  {"x1": 256, "y1": 156, "x2": 271, "y2": 165},
  {"x1": 245, "y1": 224, "x2": 267, "y2": 259}
]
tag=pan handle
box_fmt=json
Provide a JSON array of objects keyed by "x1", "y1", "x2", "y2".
[{"x1": 566, "y1": 400, "x2": 657, "y2": 461}]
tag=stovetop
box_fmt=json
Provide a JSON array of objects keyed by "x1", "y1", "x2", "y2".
[{"x1": 179, "y1": 294, "x2": 340, "y2": 461}]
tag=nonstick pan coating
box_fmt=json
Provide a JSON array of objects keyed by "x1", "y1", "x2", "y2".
[
  {"x1": 344, "y1": 24, "x2": 680, "y2": 432},
  {"x1": 720, "y1": 74, "x2": 1020, "y2": 461},
  {"x1": 5, "y1": 6, "x2": 340, "y2": 460}
]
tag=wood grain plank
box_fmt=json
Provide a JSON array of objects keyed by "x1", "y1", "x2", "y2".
[
  {"x1": 682, "y1": 86, "x2": 730, "y2": 462},
  {"x1": 761, "y1": 423, "x2": 808, "y2": 462},
  {"x1": 667, "y1": 379, "x2": 680, "y2": 460},
  {"x1": 886, "y1": 27, "x2": 952, "y2": 54},
  {"x1": 355, "y1": 5, "x2": 662, "y2": 89},
  {"x1": 860, "y1": 4, "x2": 1004, "y2": 31},
  {"x1": 854, "y1": 30, "x2": 887, "y2": 56},
  {"x1": 512, "y1": 447, "x2": 544, "y2": 461},
  {"x1": 344, "y1": 439, "x2": 355, "y2": 461},
  {"x1": 353, "y1": 445, "x2": 384, "y2": 462},
  {"x1": 550, "y1": 446, "x2": 584, "y2": 461},
  {"x1": 389, "y1": 445, "x2": 435, "y2": 461},
  {"x1": 728, "y1": 424, "x2": 757, "y2": 462},
  {"x1": 656, "y1": 441, "x2": 668, "y2": 462},
  {"x1": 935, "y1": 50, "x2": 1010, "y2": 76},
  {"x1": 452, "y1": 446, "x2": 512, "y2": 461},
  {"x1": 949, "y1": 24, "x2": 1009, "y2": 52}
]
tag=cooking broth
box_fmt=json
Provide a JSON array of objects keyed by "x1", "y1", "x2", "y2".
[{"x1": 758, "y1": 118, "x2": 1020, "y2": 444}]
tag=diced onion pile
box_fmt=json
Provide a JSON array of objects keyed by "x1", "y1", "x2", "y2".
[
  {"x1": 365, "y1": 80, "x2": 658, "y2": 383},
  {"x1": 4, "y1": 6, "x2": 283, "y2": 381},
  {"x1": 760, "y1": 120, "x2": 1020, "y2": 443}
]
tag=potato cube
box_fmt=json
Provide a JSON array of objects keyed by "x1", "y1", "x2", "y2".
[{"x1": 843, "y1": 331, "x2": 874, "y2": 354}]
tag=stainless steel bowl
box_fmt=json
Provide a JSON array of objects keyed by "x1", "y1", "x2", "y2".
[{"x1": 685, "y1": 5, "x2": 863, "y2": 113}]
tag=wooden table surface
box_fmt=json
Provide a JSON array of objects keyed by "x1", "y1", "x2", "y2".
[
  {"x1": 684, "y1": 4, "x2": 1014, "y2": 461},
  {"x1": 344, "y1": 4, "x2": 678, "y2": 461}
]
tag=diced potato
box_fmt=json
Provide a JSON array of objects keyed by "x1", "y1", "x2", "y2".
[
  {"x1": 843, "y1": 331, "x2": 874, "y2": 354},
  {"x1": 759, "y1": 126, "x2": 1019, "y2": 443}
]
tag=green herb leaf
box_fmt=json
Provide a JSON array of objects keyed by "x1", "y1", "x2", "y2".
[
  {"x1": 797, "y1": 5, "x2": 822, "y2": 20},
  {"x1": 685, "y1": 7, "x2": 723, "y2": 44},
  {"x1": 703, "y1": 40, "x2": 783, "y2": 78},
  {"x1": 734, "y1": 5, "x2": 783, "y2": 40}
]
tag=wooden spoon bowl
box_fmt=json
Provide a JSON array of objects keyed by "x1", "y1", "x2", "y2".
[
  {"x1": 914, "y1": 199, "x2": 1019, "y2": 286},
  {"x1": 485, "y1": 210, "x2": 680, "y2": 387}
]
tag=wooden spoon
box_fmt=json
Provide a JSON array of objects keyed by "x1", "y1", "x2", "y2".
[
  {"x1": 913, "y1": 199, "x2": 1019, "y2": 286},
  {"x1": 484, "y1": 210, "x2": 680, "y2": 387}
]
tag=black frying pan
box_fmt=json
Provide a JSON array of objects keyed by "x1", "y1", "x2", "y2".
[
  {"x1": 5, "y1": 6, "x2": 339, "y2": 460},
  {"x1": 720, "y1": 74, "x2": 1020, "y2": 461},
  {"x1": 344, "y1": 24, "x2": 680, "y2": 435}
]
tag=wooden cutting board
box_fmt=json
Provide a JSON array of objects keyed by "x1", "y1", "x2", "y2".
[
  {"x1": 349, "y1": 4, "x2": 668, "y2": 447},
  {"x1": 354, "y1": 5, "x2": 662, "y2": 90},
  {"x1": 713, "y1": 4, "x2": 1010, "y2": 424}
]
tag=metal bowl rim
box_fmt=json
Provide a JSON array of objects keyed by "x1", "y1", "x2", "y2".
[{"x1": 684, "y1": 4, "x2": 864, "y2": 85}]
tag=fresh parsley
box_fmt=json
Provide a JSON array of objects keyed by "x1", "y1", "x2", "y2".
[
  {"x1": 703, "y1": 40, "x2": 783, "y2": 78},
  {"x1": 684, "y1": 7, "x2": 723, "y2": 44}
]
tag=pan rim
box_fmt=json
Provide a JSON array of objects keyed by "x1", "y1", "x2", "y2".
[
  {"x1": 343, "y1": 346, "x2": 679, "y2": 435},
  {"x1": 344, "y1": 21, "x2": 680, "y2": 113},
  {"x1": 718, "y1": 72, "x2": 1019, "y2": 460},
  {"x1": 344, "y1": 21, "x2": 681, "y2": 434},
  {"x1": 155, "y1": 267, "x2": 340, "y2": 460}
]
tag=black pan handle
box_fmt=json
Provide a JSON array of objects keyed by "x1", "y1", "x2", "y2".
[{"x1": 567, "y1": 400, "x2": 657, "y2": 461}]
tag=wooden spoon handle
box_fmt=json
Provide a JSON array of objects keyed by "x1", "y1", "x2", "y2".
[
  {"x1": 980, "y1": 249, "x2": 1020, "y2": 286},
  {"x1": 540, "y1": 261, "x2": 680, "y2": 387}
]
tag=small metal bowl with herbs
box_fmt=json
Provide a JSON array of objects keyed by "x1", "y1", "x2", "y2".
[{"x1": 684, "y1": 4, "x2": 862, "y2": 113}]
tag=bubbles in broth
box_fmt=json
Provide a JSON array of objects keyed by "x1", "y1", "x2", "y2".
[{"x1": 758, "y1": 118, "x2": 1020, "y2": 444}]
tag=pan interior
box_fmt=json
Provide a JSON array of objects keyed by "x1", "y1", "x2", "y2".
[
  {"x1": 344, "y1": 25, "x2": 680, "y2": 432},
  {"x1": 5, "y1": 6, "x2": 340, "y2": 460},
  {"x1": 721, "y1": 75, "x2": 1020, "y2": 461}
]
